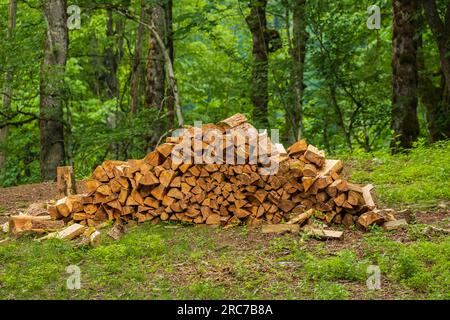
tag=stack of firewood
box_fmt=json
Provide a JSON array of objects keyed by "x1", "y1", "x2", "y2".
[{"x1": 43, "y1": 114, "x2": 381, "y2": 231}]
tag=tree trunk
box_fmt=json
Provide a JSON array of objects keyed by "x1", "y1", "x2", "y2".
[
  {"x1": 422, "y1": 1, "x2": 450, "y2": 94},
  {"x1": 246, "y1": 0, "x2": 269, "y2": 128},
  {"x1": 391, "y1": 0, "x2": 420, "y2": 152},
  {"x1": 144, "y1": 4, "x2": 166, "y2": 111},
  {"x1": 144, "y1": 3, "x2": 167, "y2": 149},
  {"x1": 130, "y1": 0, "x2": 146, "y2": 114},
  {"x1": 290, "y1": 0, "x2": 308, "y2": 142},
  {"x1": 104, "y1": 9, "x2": 119, "y2": 99},
  {"x1": 40, "y1": 0, "x2": 68, "y2": 181},
  {"x1": 417, "y1": 36, "x2": 450, "y2": 141},
  {"x1": 164, "y1": 0, "x2": 175, "y2": 129},
  {"x1": 0, "y1": 0, "x2": 18, "y2": 169}
]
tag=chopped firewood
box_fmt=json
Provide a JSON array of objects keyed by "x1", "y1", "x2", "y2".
[
  {"x1": 304, "y1": 145, "x2": 325, "y2": 167},
  {"x1": 261, "y1": 224, "x2": 300, "y2": 234},
  {"x1": 107, "y1": 224, "x2": 125, "y2": 241},
  {"x1": 383, "y1": 219, "x2": 408, "y2": 231},
  {"x1": 313, "y1": 176, "x2": 333, "y2": 190},
  {"x1": 287, "y1": 208, "x2": 316, "y2": 225},
  {"x1": 302, "y1": 226, "x2": 344, "y2": 240},
  {"x1": 151, "y1": 184, "x2": 167, "y2": 200},
  {"x1": 139, "y1": 172, "x2": 159, "y2": 186},
  {"x1": 357, "y1": 211, "x2": 386, "y2": 229},
  {"x1": 160, "y1": 170, "x2": 176, "y2": 187},
  {"x1": 206, "y1": 214, "x2": 221, "y2": 225},
  {"x1": 9, "y1": 215, "x2": 65, "y2": 235},
  {"x1": 318, "y1": 159, "x2": 343, "y2": 176},
  {"x1": 92, "y1": 166, "x2": 109, "y2": 182},
  {"x1": 41, "y1": 114, "x2": 383, "y2": 232},
  {"x1": 157, "y1": 143, "x2": 175, "y2": 158},
  {"x1": 167, "y1": 188, "x2": 183, "y2": 200},
  {"x1": 347, "y1": 191, "x2": 360, "y2": 206},
  {"x1": 303, "y1": 164, "x2": 318, "y2": 177},
  {"x1": 57, "y1": 224, "x2": 85, "y2": 240},
  {"x1": 287, "y1": 139, "x2": 308, "y2": 156},
  {"x1": 47, "y1": 204, "x2": 61, "y2": 220},
  {"x1": 334, "y1": 193, "x2": 346, "y2": 207},
  {"x1": 362, "y1": 184, "x2": 376, "y2": 210},
  {"x1": 278, "y1": 199, "x2": 295, "y2": 213},
  {"x1": 347, "y1": 182, "x2": 363, "y2": 193},
  {"x1": 274, "y1": 143, "x2": 287, "y2": 156},
  {"x1": 89, "y1": 230, "x2": 101, "y2": 246},
  {"x1": 342, "y1": 213, "x2": 355, "y2": 228},
  {"x1": 218, "y1": 113, "x2": 248, "y2": 129},
  {"x1": 302, "y1": 176, "x2": 317, "y2": 192},
  {"x1": 85, "y1": 179, "x2": 102, "y2": 194}
]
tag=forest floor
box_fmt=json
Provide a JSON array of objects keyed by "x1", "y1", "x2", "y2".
[{"x1": 0, "y1": 144, "x2": 449, "y2": 300}]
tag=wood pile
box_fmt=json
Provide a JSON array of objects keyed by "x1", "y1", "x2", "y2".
[{"x1": 45, "y1": 114, "x2": 381, "y2": 230}]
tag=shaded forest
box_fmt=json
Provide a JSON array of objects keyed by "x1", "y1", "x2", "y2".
[{"x1": 0, "y1": 0, "x2": 449, "y2": 186}]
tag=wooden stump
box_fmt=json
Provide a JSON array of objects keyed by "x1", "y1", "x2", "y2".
[{"x1": 57, "y1": 166, "x2": 77, "y2": 198}]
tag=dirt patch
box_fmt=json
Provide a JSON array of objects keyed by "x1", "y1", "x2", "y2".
[{"x1": 0, "y1": 181, "x2": 86, "y2": 215}]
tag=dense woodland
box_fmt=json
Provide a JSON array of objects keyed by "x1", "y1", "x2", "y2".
[{"x1": 0, "y1": 0, "x2": 449, "y2": 186}]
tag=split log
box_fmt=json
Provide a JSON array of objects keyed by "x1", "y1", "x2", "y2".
[
  {"x1": 261, "y1": 224, "x2": 300, "y2": 234},
  {"x1": 56, "y1": 223, "x2": 86, "y2": 240},
  {"x1": 9, "y1": 215, "x2": 64, "y2": 235},
  {"x1": 287, "y1": 209, "x2": 316, "y2": 225},
  {"x1": 57, "y1": 166, "x2": 77, "y2": 198},
  {"x1": 303, "y1": 226, "x2": 344, "y2": 240},
  {"x1": 383, "y1": 219, "x2": 407, "y2": 231},
  {"x1": 304, "y1": 145, "x2": 325, "y2": 167},
  {"x1": 357, "y1": 211, "x2": 386, "y2": 229},
  {"x1": 362, "y1": 184, "x2": 376, "y2": 210},
  {"x1": 107, "y1": 224, "x2": 125, "y2": 241}
]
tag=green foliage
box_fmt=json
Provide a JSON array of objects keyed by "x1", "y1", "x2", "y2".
[
  {"x1": 0, "y1": 222, "x2": 449, "y2": 299},
  {"x1": 304, "y1": 250, "x2": 368, "y2": 282},
  {"x1": 0, "y1": 0, "x2": 448, "y2": 184},
  {"x1": 313, "y1": 281, "x2": 349, "y2": 300}
]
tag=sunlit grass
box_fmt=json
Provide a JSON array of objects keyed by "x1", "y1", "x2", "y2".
[{"x1": 342, "y1": 141, "x2": 450, "y2": 209}]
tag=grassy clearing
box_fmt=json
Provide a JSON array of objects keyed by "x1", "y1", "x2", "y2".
[
  {"x1": 0, "y1": 224, "x2": 448, "y2": 300},
  {"x1": 0, "y1": 144, "x2": 449, "y2": 300},
  {"x1": 340, "y1": 141, "x2": 450, "y2": 210}
]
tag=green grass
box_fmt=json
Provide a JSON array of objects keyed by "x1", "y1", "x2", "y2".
[
  {"x1": 0, "y1": 143, "x2": 449, "y2": 300},
  {"x1": 0, "y1": 223, "x2": 448, "y2": 300},
  {"x1": 340, "y1": 141, "x2": 450, "y2": 210}
]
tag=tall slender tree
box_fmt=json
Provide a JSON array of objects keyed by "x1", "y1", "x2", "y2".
[
  {"x1": 422, "y1": 0, "x2": 450, "y2": 94},
  {"x1": 130, "y1": 0, "x2": 146, "y2": 114},
  {"x1": 246, "y1": 0, "x2": 270, "y2": 128},
  {"x1": 0, "y1": 0, "x2": 18, "y2": 169},
  {"x1": 290, "y1": 0, "x2": 308, "y2": 142},
  {"x1": 164, "y1": 0, "x2": 175, "y2": 129},
  {"x1": 40, "y1": 0, "x2": 68, "y2": 180},
  {"x1": 144, "y1": 2, "x2": 167, "y2": 148},
  {"x1": 145, "y1": 3, "x2": 166, "y2": 112},
  {"x1": 391, "y1": 0, "x2": 420, "y2": 152}
]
